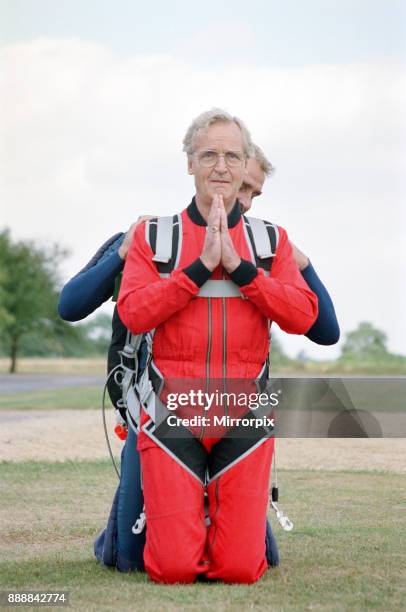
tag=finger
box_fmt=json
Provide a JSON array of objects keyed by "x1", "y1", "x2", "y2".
[
  {"x1": 220, "y1": 205, "x2": 228, "y2": 233},
  {"x1": 213, "y1": 203, "x2": 221, "y2": 234},
  {"x1": 126, "y1": 223, "x2": 137, "y2": 236},
  {"x1": 208, "y1": 195, "x2": 221, "y2": 234},
  {"x1": 138, "y1": 214, "x2": 156, "y2": 223},
  {"x1": 136, "y1": 215, "x2": 154, "y2": 226},
  {"x1": 211, "y1": 194, "x2": 220, "y2": 209},
  {"x1": 218, "y1": 196, "x2": 228, "y2": 232},
  {"x1": 207, "y1": 195, "x2": 218, "y2": 224}
]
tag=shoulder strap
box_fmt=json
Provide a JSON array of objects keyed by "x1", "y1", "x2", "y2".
[
  {"x1": 146, "y1": 214, "x2": 182, "y2": 276},
  {"x1": 152, "y1": 216, "x2": 176, "y2": 264},
  {"x1": 243, "y1": 216, "x2": 279, "y2": 276}
]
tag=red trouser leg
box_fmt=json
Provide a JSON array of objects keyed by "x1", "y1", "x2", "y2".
[
  {"x1": 140, "y1": 435, "x2": 274, "y2": 584},
  {"x1": 205, "y1": 437, "x2": 274, "y2": 584},
  {"x1": 139, "y1": 444, "x2": 207, "y2": 584}
]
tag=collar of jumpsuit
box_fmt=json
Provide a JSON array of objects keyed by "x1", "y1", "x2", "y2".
[{"x1": 187, "y1": 196, "x2": 242, "y2": 229}]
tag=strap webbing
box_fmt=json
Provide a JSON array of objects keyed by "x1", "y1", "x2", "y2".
[
  {"x1": 246, "y1": 217, "x2": 276, "y2": 259},
  {"x1": 152, "y1": 216, "x2": 175, "y2": 263},
  {"x1": 198, "y1": 280, "x2": 242, "y2": 298}
]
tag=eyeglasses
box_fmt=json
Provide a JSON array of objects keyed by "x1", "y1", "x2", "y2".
[{"x1": 195, "y1": 150, "x2": 245, "y2": 168}]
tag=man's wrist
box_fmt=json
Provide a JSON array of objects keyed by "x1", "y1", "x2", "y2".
[
  {"x1": 223, "y1": 256, "x2": 241, "y2": 274},
  {"x1": 183, "y1": 258, "x2": 212, "y2": 287},
  {"x1": 200, "y1": 254, "x2": 217, "y2": 272},
  {"x1": 229, "y1": 259, "x2": 258, "y2": 286}
]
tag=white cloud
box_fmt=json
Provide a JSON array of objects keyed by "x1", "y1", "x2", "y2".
[{"x1": 1, "y1": 38, "x2": 405, "y2": 357}]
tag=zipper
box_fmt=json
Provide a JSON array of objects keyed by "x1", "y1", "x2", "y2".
[
  {"x1": 206, "y1": 298, "x2": 212, "y2": 380},
  {"x1": 222, "y1": 297, "x2": 227, "y2": 380},
  {"x1": 200, "y1": 297, "x2": 212, "y2": 441},
  {"x1": 222, "y1": 269, "x2": 227, "y2": 415}
]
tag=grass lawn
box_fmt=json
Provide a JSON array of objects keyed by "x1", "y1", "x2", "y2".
[
  {"x1": 0, "y1": 358, "x2": 106, "y2": 375},
  {"x1": 0, "y1": 387, "x2": 107, "y2": 411},
  {"x1": 0, "y1": 460, "x2": 404, "y2": 611},
  {"x1": 1, "y1": 357, "x2": 404, "y2": 376},
  {"x1": 1, "y1": 381, "x2": 403, "y2": 417}
]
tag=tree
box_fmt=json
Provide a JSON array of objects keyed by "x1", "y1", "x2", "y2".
[
  {"x1": 14, "y1": 313, "x2": 113, "y2": 358},
  {"x1": 340, "y1": 321, "x2": 388, "y2": 359},
  {"x1": 269, "y1": 331, "x2": 290, "y2": 367},
  {"x1": 0, "y1": 229, "x2": 76, "y2": 372},
  {"x1": 81, "y1": 313, "x2": 112, "y2": 353},
  {"x1": 0, "y1": 267, "x2": 12, "y2": 331}
]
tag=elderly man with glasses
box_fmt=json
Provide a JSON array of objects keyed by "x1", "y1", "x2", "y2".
[{"x1": 117, "y1": 108, "x2": 318, "y2": 584}]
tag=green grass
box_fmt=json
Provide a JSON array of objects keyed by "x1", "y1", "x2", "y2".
[
  {"x1": 1, "y1": 378, "x2": 403, "y2": 416},
  {"x1": 1, "y1": 355, "x2": 405, "y2": 377},
  {"x1": 0, "y1": 357, "x2": 106, "y2": 375},
  {"x1": 273, "y1": 360, "x2": 406, "y2": 376},
  {"x1": 0, "y1": 460, "x2": 405, "y2": 611},
  {"x1": 0, "y1": 387, "x2": 109, "y2": 411}
]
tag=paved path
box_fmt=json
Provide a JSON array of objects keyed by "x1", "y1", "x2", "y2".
[{"x1": 0, "y1": 374, "x2": 105, "y2": 394}]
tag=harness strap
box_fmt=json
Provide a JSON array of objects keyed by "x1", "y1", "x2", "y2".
[
  {"x1": 126, "y1": 384, "x2": 141, "y2": 431},
  {"x1": 152, "y1": 216, "x2": 175, "y2": 263},
  {"x1": 155, "y1": 278, "x2": 242, "y2": 298},
  {"x1": 243, "y1": 216, "x2": 279, "y2": 276},
  {"x1": 198, "y1": 280, "x2": 242, "y2": 298},
  {"x1": 142, "y1": 418, "x2": 208, "y2": 485},
  {"x1": 245, "y1": 217, "x2": 275, "y2": 259}
]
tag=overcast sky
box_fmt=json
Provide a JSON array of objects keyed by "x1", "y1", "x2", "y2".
[{"x1": 1, "y1": 0, "x2": 405, "y2": 359}]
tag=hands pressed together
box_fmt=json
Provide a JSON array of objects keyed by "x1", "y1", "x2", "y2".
[
  {"x1": 119, "y1": 199, "x2": 309, "y2": 275},
  {"x1": 200, "y1": 195, "x2": 241, "y2": 274}
]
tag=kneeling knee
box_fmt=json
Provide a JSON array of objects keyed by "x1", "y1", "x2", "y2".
[
  {"x1": 218, "y1": 561, "x2": 265, "y2": 584},
  {"x1": 146, "y1": 558, "x2": 197, "y2": 584}
]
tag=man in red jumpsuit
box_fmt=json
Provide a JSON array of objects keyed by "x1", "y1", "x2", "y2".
[{"x1": 118, "y1": 109, "x2": 318, "y2": 584}]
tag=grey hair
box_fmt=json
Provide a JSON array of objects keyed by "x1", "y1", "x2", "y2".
[
  {"x1": 250, "y1": 144, "x2": 274, "y2": 176},
  {"x1": 182, "y1": 108, "x2": 254, "y2": 158}
]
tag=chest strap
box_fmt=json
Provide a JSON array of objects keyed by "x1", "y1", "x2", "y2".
[{"x1": 198, "y1": 280, "x2": 242, "y2": 298}]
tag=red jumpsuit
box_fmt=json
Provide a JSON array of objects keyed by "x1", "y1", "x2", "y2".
[{"x1": 118, "y1": 200, "x2": 318, "y2": 584}]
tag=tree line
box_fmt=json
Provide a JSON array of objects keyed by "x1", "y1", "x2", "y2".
[
  {"x1": 0, "y1": 228, "x2": 404, "y2": 374},
  {"x1": 0, "y1": 229, "x2": 111, "y2": 372}
]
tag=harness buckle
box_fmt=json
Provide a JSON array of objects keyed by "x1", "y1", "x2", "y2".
[{"x1": 270, "y1": 500, "x2": 294, "y2": 532}]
